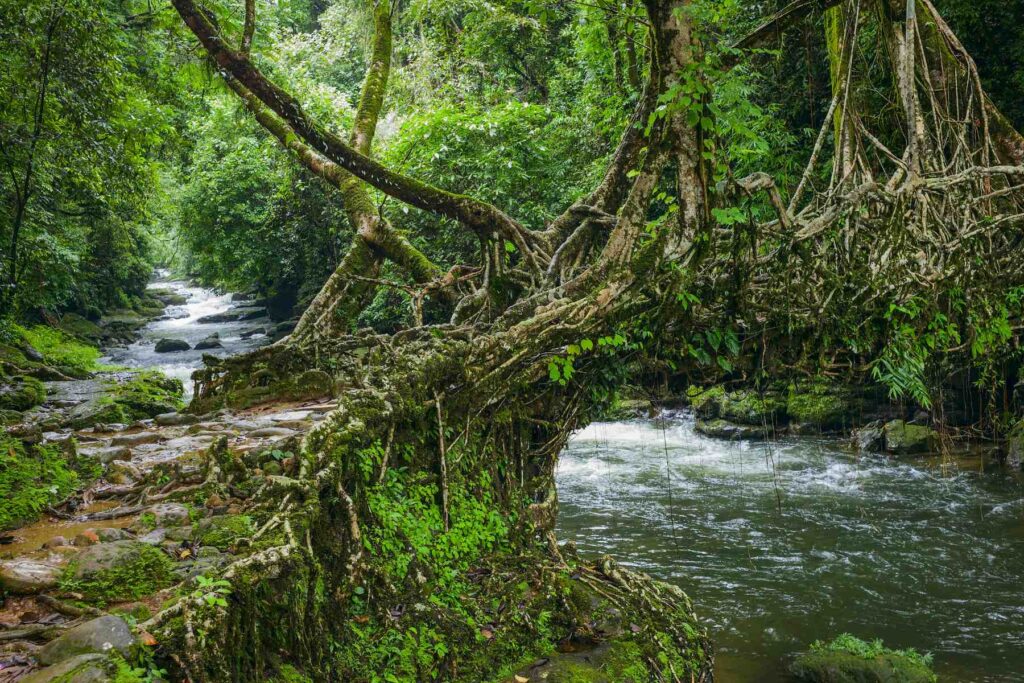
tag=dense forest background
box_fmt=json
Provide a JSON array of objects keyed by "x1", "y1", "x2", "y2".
[{"x1": 3, "y1": 0, "x2": 1021, "y2": 327}]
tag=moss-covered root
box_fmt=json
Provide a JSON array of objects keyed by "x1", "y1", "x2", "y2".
[{"x1": 791, "y1": 634, "x2": 938, "y2": 683}]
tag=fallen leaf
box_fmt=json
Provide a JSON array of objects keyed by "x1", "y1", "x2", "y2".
[{"x1": 139, "y1": 630, "x2": 158, "y2": 646}]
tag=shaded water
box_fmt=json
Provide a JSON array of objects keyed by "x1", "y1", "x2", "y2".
[
  {"x1": 555, "y1": 414, "x2": 1024, "y2": 681},
  {"x1": 101, "y1": 273, "x2": 271, "y2": 397}
]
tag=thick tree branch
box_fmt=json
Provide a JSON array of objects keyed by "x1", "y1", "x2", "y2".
[{"x1": 170, "y1": 0, "x2": 537, "y2": 259}]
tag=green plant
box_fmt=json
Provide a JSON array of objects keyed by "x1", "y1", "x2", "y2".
[
  {"x1": 0, "y1": 436, "x2": 80, "y2": 530},
  {"x1": 192, "y1": 575, "x2": 232, "y2": 608}
]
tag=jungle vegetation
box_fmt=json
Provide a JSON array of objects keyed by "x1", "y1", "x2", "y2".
[{"x1": 3, "y1": 0, "x2": 1024, "y2": 680}]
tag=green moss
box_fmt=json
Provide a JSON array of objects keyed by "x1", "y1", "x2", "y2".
[
  {"x1": 137, "y1": 512, "x2": 157, "y2": 531},
  {"x1": 0, "y1": 375, "x2": 46, "y2": 411},
  {"x1": 792, "y1": 634, "x2": 937, "y2": 683},
  {"x1": 60, "y1": 543, "x2": 174, "y2": 604},
  {"x1": 272, "y1": 664, "x2": 313, "y2": 683},
  {"x1": 0, "y1": 436, "x2": 80, "y2": 530},
  {"x1": 198, "y1": 515, "x2": 254, "y2": 550},
  {"x1": 17, "y1": 324, "x2": 102, "y2": 374},
  {"x1": 106, "y1": 371, "x2": 184, "y2": 420},
  {"x1": 686, "y1": 385, "x2": 725, "y2": 417},
  {"x1": 602, "y1": 641, "x2": 650, "y2": 681},
  {"x1": 787, "y1": 380, "x2": 850, "y2": 429}
]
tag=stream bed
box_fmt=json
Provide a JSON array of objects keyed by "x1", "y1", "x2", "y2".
[
  {"x1": 556, "y1": 415, "x2": 1024, "y2": 682},
  {"x1": 100, "y1": 273, "x2": 272, "y2": 396}
]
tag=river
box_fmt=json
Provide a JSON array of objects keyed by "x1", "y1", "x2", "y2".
[
  {"x1": 556, "y1": 415, "x2": 1024, "y2": 681},
  {"x1": 100, "y1": 273, "x2": 272, "y2": 397},
  {"x1": 96, "y1": 275, "x2": 1024, "y2": 681}
]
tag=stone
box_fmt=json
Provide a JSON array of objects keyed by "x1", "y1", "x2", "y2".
[
  {"x1": 791, "y1": 639, "x2": 936, "y2": 683},
  {"x1": 154, "y1": 338, "x2": 190, "y2": 353},
  {"x1": 695, "y1": 418, "x2": 774, "y2": 440},
  {"x1": 165, "y1": 526, "x2": 193, "y2": 542},
  {"x1": 74, "y1": 531, "x2": 101, "y2": 547},
  {"x1": 22, "y1": 342, "x2": 45, "y2": 363},
  {"x1": 852, "y1": 421, "x2": 884, "y2": 451},
  {"x1": 196, "y1": 312, "x2": 239, "y2": 324},
  {"x1": 882, "y1": 420, "x2": 938, "y2": 454},
  {"x1": 105, "y1": 460, "x2": 142, "y2": 485},
  {"x1": 43, "y1": 536, "x2": 68, "y2": 549},
  {"x1": 148, "y1": 503, "x2": 190, "y2": 526},
  {"x1": 194, "y1": 333, "x2": 222, "y2": 351},
  {"x1": 155, "y1": 412, "x2": 199, "y2": 426},
  {"x1": 37, "y1": 615, "x2": 135, "y2": 666},
  {"x1": 94, "y1": 528, "x2": 133, "y2": 542},
  {"x1": 0, "y1": 376, "x2": 46, "y2": 411},
  {"x1": 139, "y1": 528, "x2": 167, "y2": 545},
  {"x1": 0, "y1": 559, "x2": 61, "y2": 594},
  {"x1": 20, "y1": 654, "x2": 108, "y2": 683},
  {"x1": 237, "y1": 308, "x2": 267, "y2": 321},
  {"x1": 110, "y1": 431, "x2": 162, "y2": 447},
  {"x1": 249, "y1": 427, "x2": 295, "y2": 438},
  {"x1": 68, "y1": 399, "x2": 128, "y2": 430},
  {"x1": 239, "y1": 328, "x2": 263, "y2": 339},
  {"x1": 80, "y1": 446, "x2": 131, "y2": 464}
]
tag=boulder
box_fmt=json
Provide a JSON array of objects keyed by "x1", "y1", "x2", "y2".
[
  {"x1": 37, "y1": 616, "x2": 135, "y2": 666},
  {"x1": 194, "y1": 333, "x2": 222, "y2": 351},
  {"x1": 67, "y1": 397, "x2": 127, "y2": 430},
  {"x1": 852, "y1": 421, "x2": 885, "y2": 451},
  {"x1": 148, "y1": 503, "x2": 190, "y2": 526},
  {"x1": 695, "y1": 418, "x2": 774, "y2": 440},
  {"x1": 105, "y1": 460, "x2": 142, "y2": 485},
  {"x1": 154, "y1": 338, "x2": 190, "y2": 353},
  {"x1": 155, "y1": 412, "x2": 199, "y2": 426},
  {"x1": 239, "y1": 328, "x2": 264, "y2": 339},
  {"x1": 79, "y1": 445, "x2": 131, "y2": 465},
  {"x1": 0, "y1": 559, "x2": 62, "y2": 594},
  {"x1": 882, "y1": 420, "x2": 938, "y2": 454},
  {"x1": 0, "y1": 376, "x2": 46, "y2": 411},
  {"x1": 196, "y1": 312, "x2": 238, "y2": 324},
  {"x1": 94, "y1": 527, "x2": 133, "y2": 542},
  {"x1": 20, "y1": 654, "x2": 108, "y2": 683},
  {"x1": 110, "y1": 431, "x2": 162, "y2": 447},
  {"x1": 237, "y1": 308, "x2": 267, "y2": 321},
  {"x1": 791, "y1": 636, "x2": 937, "y2": 683}
]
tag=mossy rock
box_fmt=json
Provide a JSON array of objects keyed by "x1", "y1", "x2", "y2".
[
  {"x1": 787, "y1": 380, "x2": 853, "y2": 433},
  {"x1": 508, "y1": 641, "x2": 650, "y2": 683},
  {"x1": 695, "y1": 418, "x2": 774, "y2": 440},
  {"x1": 196, "y1": 514, "x2": 254, "y2": 550},
  {"x1": 686, "y1": 385, "x2": 784, "y2": 425},
  {"x1": 68, "y1": 398, "x2": 130, "y2": 429},
  {"x1": 791, "y1": 635, "x2": 937, "y2": 682},
  {"x1": 106, "y1": 371, "x2": 184, "y2": 419},
  {"x1": 0, "y1": 375, "x2": 45, "y2": 411},
  {"x1": 61, "y1": 540, "x2": 174, "y2": 603},
  {"x1": 882, "y1": 420, "x2": 938, "y2": 455},
  {"x1": 0, "y1": 437, "x2": 81, "y2": 531},
  {"x1": 56, "y1": 313, "x2": 105, "y2": 343}
]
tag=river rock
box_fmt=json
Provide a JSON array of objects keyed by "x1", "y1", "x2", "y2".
[
  {"x1": 239, "y1": 328, "x2": 264, "y2": 339},
  {"x1": 20, "y1": 654, "x2": 108, "y2": 683},
  {"x1": 249, "y1": 427, "x2": 296, "y2": 438},
  {"x1": 110, "y1": 431, "x2": 162, "y2": 447},
  {"x1": 852, "y1": 421, "x2": 885, "y2": 451},
  {"x1": 155, "y1": 411, "x2": 198, "y2": 426},
  {"x1": 148, "y1": 503, "x2": 190, "y2": 526},
  {"x1": 194, "y1": 333, "x2": 222, "y2": 351},
  {"x1": 22, "y1": 342, "x2": 45, "y2": 363},
  {"x1": 105, "y1": 460, "x2": 142, "y2": 484},
  {"x1": 695, "y1": 418, "x2": 773, "y2": 440},
  {"x1": 154, "y1": 338, "x2": 190, "y2": 353},
  {"x1": 80, "y1": 445, "x2": 131, "y2": 464},
  {"x1": 237, "y1": 308, "x2": 267, "y2": 321},
  {"x1": 0, "y1": 376, "x2": 46, "y2": 411},
  {"x1": 37, "y1": 615, "x2": 135, "y2": 666},
  {"x1": 67, "y1": 397, "x2": 127, "y2": 430},
  {"x1": 95, "y1": 528, "x2": 133, "y2": 542},
  {"x1": 196, "y1": 312, "x2": 238, "y2": 324},
  {"x1": 0, "y1": 559, "x2": 62, "y2": 594},
  {"x1": 882, "y1": 420, "x2": 938, "y2": 454}
]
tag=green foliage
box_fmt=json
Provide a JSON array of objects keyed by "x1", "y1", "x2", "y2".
[
  {"x1": 0, "y1": 435, "x2": 80, "y2": 530},
  {"x1": 192, "y1": 575, "x2": 232, "y2": 608}
]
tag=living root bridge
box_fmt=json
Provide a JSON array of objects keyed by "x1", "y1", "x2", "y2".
[{"x1": 156, "y1": 322, "x2": 713, "y2": 681}]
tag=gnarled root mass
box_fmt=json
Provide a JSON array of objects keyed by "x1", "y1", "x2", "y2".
[{"x1": 151, "y1": 322, "x2": 712, "y2": 682}]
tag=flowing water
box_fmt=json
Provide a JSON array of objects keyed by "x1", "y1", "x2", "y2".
[
  {"x1": 555, "y1": 414, "x2": 1024, "y2": 681},
  {"x1": 100, "y1": 272, "x2": 272, "y2": 397}
]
